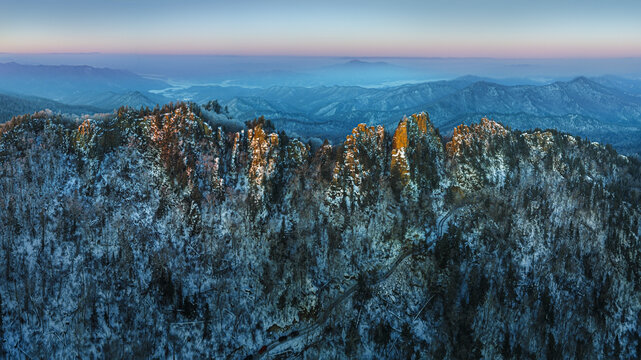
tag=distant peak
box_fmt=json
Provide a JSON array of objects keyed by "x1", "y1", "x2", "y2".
[
  {"x1": 340, "y1": 59, "x2": 390, "y2": 67},
  {"x1": 569, "y1": 76, "x2": 592, "y2": 84}
]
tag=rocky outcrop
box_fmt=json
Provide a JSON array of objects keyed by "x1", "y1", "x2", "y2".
[
  {"x1": 327, "y1": 123, "x2": 385, "y2": 209},
  {"x1": 446, "y1": 117, "x2": 508, "y2": 158},
  {"x1": 390, "y1": 113, "x2": 444, "y2": 201}
]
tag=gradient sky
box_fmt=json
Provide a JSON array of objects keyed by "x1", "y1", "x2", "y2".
[{"x1": 1, "y1": 0, "x2": 640, "y2": 57}]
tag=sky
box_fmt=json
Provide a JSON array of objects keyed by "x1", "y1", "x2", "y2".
[{"x1": 0, "y1": 0, "x2": 640, "y2": 58}]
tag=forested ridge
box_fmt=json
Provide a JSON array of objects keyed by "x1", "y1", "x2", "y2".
[{"x1": 0, "y1": 103, "x2": 640, "y2": 359}]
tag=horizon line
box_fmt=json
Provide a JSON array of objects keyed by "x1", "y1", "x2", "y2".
[{"x1": 2, "y1": 52, "x2": 641, "y2": 61}]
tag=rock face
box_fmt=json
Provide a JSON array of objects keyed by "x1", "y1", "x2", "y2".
[
  {"x1": 390, "y1": 113, "x2": 443, "y2": 200},
  {"x1": 0, "y1": 103, "x2": 640, "y2": 359}
]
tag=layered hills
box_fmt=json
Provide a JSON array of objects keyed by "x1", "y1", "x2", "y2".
[
  {"x1": 162, "y1": 76, "x2": 641, "y2": 154},
  {"x1": 0, "y1": 62, "x2": 171, "y2": 114},
  {"x1": 2, "y1": 63, "x2": 640, "y2": 155},
  {"x1": 0, "y1": 62, "x2": 168, "y2": 101},
  {"x1": 0, "y1": 92, "x2": 103, "y2": 123},
  {"x1": 0, "y1": 104, "x2": 640, "y2": 358}
]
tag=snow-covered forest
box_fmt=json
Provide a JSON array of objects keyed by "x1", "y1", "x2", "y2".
[{"x1": 1, "y1": 103, "x2": 640, "y2": 358}]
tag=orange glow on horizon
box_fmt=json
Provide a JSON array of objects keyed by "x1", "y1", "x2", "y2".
[{"x1": 3, "y1": 42, "x2": 641, "y2": 59}]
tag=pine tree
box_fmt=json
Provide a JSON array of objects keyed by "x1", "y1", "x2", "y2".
[
  {"x1": 90, "y1": 302, "x2": 98, "y2": 331},
  {"x1": 202, "y1": 303, "x2": 211, "y2": 341},
  {"x1": 501, "y1": 327, "x2": 511, "y2": 359},
  {"x1": 0, "y1": 294, "x2": 4, "y2": 357}
]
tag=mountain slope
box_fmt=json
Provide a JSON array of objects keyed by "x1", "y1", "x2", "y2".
[
  {"x1": 0, "y1": 62, "x2": 169, "y2": 102},
  {"x1": 591, "y1": 75, "x2": 641, "y2": 96},
  {"x1": 64, "y1": 90, "x2": 170, "y2": 111},
  {"x1": 172, "y1": 77, "x2": 641, "y2": 154},
  {"x1": 426, "y1": 77, "x2": 641, "y2": 127},
  {"x1": 1, "y1": 104, "x2": 640, "y2": 358},
  {"x1": 0, "y1": 92, "x2": 103, "y2": 123},
  {"x1": 439, "y1": 112, "x2": 641, "y2": 155}
]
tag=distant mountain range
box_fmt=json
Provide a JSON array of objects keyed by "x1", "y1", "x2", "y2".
[
  {"x1": 154, "y1": 75, "x2": 641, "y2": 153},
  {"x1": 426, "y1": 77, "x2": 641, "y2": 126},
  {"x1": 197, "y1": 59, "x2": 426, "y2": 87},
  {"x1": 0, "y1": 62, "x2": 169, "y2": 94},
  {"x1": 1, "y1": 61, "x2": 640, "y2": 154},
  {"x1": 591, "y1": 75, "x2": 641, "y2": 95},
  {"x1": 0, "y1": 92, "x2": 102, "y2": 123},
  {"x1": 0, "y1": 62, "x2": 170, "y2": 105},
  {"x1": 63, "y1": 90, "x2": 170, "y2": 111},
  {"x1": 0, "y1": 89, "x2": 171, "y2": 122}
]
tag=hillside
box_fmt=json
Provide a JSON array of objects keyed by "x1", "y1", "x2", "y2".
[
  {"x1": 426, "y1": 77, "x2": 641, "y2": 127},
  {"x1": 591, "y1": 75, "x2": 641, "y2": 96},
  {"x1": 64, "y1": 90, "x2": 170, "y2": 111},
  {"x1": 0, "y1": 92, "x2": 103, "y2": 123},
  {"x1": 0, "y1": 62, "x2": 169, "y2": 102},
  {"x1": 161, "y1": 77, "x2": 641, "y2": 154},
  {"x1": 1, "y1": 104, "x2": 640, "y2": 358}
]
